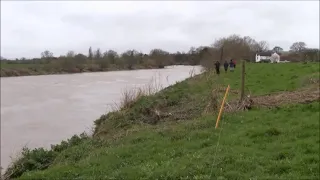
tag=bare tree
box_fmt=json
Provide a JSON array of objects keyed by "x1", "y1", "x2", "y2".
[
  {"x1": 66, "y1": 51, "x2": 75, "y2": 58},
  {"x1": 257, "y1": 41, "x2": 269, "y2": 52},
  {"x1": 290, "y1": 42, "x2": 307, "y2": 52},
  {"x1": 41, "y1": 50, "x2": 53, "y2": 59},
  {"x1": 74, "y1": 53, "x2": 87, "y2": 63},
  {"x1": 211, "y1": 34, "x2": 254, "y2": 60},
  {"x1": 88, "y1": 47, "x2": 93, "y2": 60},
  {"x1": 103, "y1": 50, "x2": 118, "y2": 64},
  {"x1": 96, "y1": 49, "x2": 109, "y2": 69},
  {"x1": 149, "y1": 49, "x2": 170, "y2": 67},
  {"x1": 121, "y1": 49, "x2": 140, "y2": 69},
  {"x1": 94, "y1": 48, "x2": 102, "y2": 59}
]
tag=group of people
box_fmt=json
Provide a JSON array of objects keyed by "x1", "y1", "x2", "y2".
[{"x1": 214, "y1": 59, "x2": 236, "y2": 75}]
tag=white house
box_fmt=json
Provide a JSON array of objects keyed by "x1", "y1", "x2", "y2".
[{"x1": 255, "y1": 51, "x2": 280, "y2": 63}]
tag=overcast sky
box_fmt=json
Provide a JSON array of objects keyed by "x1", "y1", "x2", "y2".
[{"x1": 1, "y1": 1, "x2": 319, "y2": 59}]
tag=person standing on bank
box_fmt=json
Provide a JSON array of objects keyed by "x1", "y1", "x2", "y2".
[
  {"x1": 229, "y1": 59, "x2": 235, "y2": 72},
  {"x1": 224, "y1": 61, "x2": 229, "y2": 73},
  {"x1": 214, "y1": 61, "x2": 221, "y2": 75}
]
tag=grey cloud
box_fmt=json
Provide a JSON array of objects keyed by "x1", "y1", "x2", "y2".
[{"x1": 1, "y1": 1, "x2": 319, "y2": 59}]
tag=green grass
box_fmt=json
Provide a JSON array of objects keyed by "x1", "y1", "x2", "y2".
[
  {"x1": 0, "y1": 62, "x2": 49, "y2": 77},
  {"x1": 18, "y1": 103, "x2": 319, "y2": 179},
  {"x1": 0, "y1": 62, "x2": 42, "y2": 68},
  {"x1": 0, "y1": 58, "x2": 166, "y2": 77},
  {"x1": 93, "y1": 63, "x2": 319, "y2": 136},
  {"x1": 6, "y1": 62, "x2": 319, "y2": 179},
  {"x1": 219, "y1": 62, "x2": 319, "y2": 95}
]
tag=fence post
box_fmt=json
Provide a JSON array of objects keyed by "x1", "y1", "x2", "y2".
[
  {"x1": 240, "y1": 60, "x2": 245, "y2": 101},
  {"x1": 215, "y1": 85, "x2": 230, "y2": 129}
]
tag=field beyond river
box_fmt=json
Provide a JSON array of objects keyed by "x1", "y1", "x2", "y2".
[{"x1": 3, "y1": 62, "x2": 320, "y2": 180}]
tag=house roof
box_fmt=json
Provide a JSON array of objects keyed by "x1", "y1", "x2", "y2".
[{"x1": 256, "y1": 51, "x2": 274, "y2": 56}]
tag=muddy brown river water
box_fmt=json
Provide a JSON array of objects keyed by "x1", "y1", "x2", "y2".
[{"x1": 0, "y1": 65, "x2": 202, "y2": 171}]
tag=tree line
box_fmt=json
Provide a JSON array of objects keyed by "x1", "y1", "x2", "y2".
[{"x1": 1, "y1": 34, "x2": 319, "y2": 77}]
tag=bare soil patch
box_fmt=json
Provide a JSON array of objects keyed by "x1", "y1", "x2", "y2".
[{"x1": 225, "y1": 86, "x2": 320, "y2": 112}]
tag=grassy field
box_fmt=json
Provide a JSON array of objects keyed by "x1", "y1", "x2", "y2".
[
  {"x1": 6, "y1": 62, "x2": 319, "y2": 179},
  {"x1": 0, "y1": 61, "x2": 163, "y2": 77}
]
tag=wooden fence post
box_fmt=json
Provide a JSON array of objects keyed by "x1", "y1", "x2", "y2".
[
  {"x1": 240, "y1": 60, "x2": 245, "y2": 101},
  {"x1": 215, "y1": 85, "x2": 230, "y2": 129}
]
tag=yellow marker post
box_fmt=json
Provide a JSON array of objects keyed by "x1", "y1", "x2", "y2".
[{"x1": 215, "y1": 85, "x2": 230, "y2": 129}]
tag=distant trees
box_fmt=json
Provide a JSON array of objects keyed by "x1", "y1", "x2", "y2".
[
  {"x1": 278, "y1": 42, "x2": 319, "y2": 62},
  {"x1": 255, "y1": 40, "x2": 269, "y2": 52},
  {"x1": 290, "y1": 42, "x2": 307, "y2": 52},
  {"x1": 88, "y1": 47, "x2": 93, "y2": 60},
  {"x1": 208, "y1": 34, "x2": 270, "y2": 64},
  {"x1": 66, "y1": 51, "x2": 75, "y2": 58},
  {"x1": 301, "y1": 48, "x2": 319, "y2": 62},
  {"x1": 104, "y1": 50, "x2": 118, "y2": 64},
  {"x1": 94, "y1": 48, "x2": 102, "y2": 59},
  {"x1": 272, "y1": 46, "x2": 283, "y2": 54},
  {"x1": 74, "y1": 53, "x2": 87, "y2": 63},
  {"x1": 149, "y1": 49, "x2": 170, "y2": 68},
  {"x1": 41, "y1": 50, "x2": 53, "y2": 59},
  {"x1": 1, "y1": 34, "x2": 319, "y2": 77}
]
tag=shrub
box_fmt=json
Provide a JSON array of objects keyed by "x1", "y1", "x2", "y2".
[{"x1": 4, "y1": 133, "x2": 91, "y2": 179}]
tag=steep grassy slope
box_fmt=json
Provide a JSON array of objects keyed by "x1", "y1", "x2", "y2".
[
  {"x1": 19, "y1": 103, "x2": 319, "y2": 180},
  {"x1": 6, "y1": 62, "x2": 319, "y2": 179}
]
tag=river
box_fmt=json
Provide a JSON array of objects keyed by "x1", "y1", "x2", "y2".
[{"x1": 0, "y1": 65, "x2": 202, "y2": 171}]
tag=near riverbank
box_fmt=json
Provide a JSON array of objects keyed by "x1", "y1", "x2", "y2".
[{"x1": 4, "y1": 62, "x2": 319, "y2": 179}]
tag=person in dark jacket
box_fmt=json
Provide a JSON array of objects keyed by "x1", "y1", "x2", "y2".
[
  {"x1": 214, "y1": 61, "x2": 221, "y2": 75},
  {"x1": 223, "y1": 61, "x2": 229, "y2": 73},
  {"x1": 229, "y1": 60, "x2": 235, "y2": 72}
]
